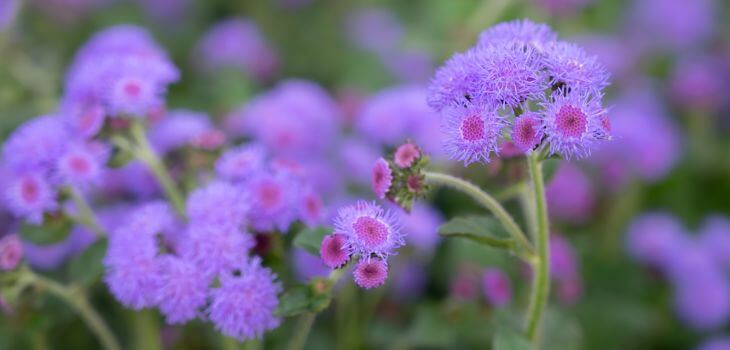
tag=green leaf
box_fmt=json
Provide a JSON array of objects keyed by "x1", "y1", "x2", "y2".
[
  {"x1": 274, "y1": 281, "x2": 334, "y2": 317},
  {"x1": 19, "y1": 215, "x2": 73, "y2": 245},
  {"x1": 67, "y1": 240, "x2": 108, "y2": 286},
  {"x1": 293, "y1": 226, "x2": 331, "y2": 255},
  {"x1": 542, "y1": 158, "x2": 561, "y2": 183},
  {"x1": 438, "y1": 216, "x2": 513, "y2": 249},
  {"x1": 494, "y1": 327, "x2": 533, "y2": 350}
]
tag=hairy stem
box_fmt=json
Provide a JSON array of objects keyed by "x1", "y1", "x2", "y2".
[
  {"x1": 129, "y1": 120, "x2": 187, "y2": 218},
  {"x1": 67, "y1": 187, "x2": 105, "y2": 237},
  {"x1": 524, "y1": 153, "x2": 551, "y2": 344},
  {"x1": 424, "y1": 171, "x2": 535, "y2": 260},
  {"x1": 30, "y1": 272, "x2": 121, "y2": 350}
]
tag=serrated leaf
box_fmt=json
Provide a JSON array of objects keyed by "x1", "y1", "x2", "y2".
[
  {"x1": 67, "y1": 240, "x2": 108, "y2": 286},
  {"x1": 494, "y1": 327, "x2": 533, "y2": 350},
  {"x1": 438, "y1": 216, "x2": 513, "y2": 249},
  {"x1": 19, "y1": 215, "x2": 73, "y2": 245},
  {"x1": 293, "y1": 226, "x2": 331, "y2": 256}
]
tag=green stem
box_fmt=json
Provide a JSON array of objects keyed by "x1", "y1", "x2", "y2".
[
  {"x1": 424, "y1": 171, "x2": 536, "y2": 260},
  {"x1": 286, "y1": 313, "x2": 317, "y2": 350},
  {"x1": 68, "y1": 187, "x2": 105, "y2": 237},
  {"x1": 524, "y1": 153, "x2": 551, "y2": 344},
  {"x1": 132, "y1": 310, "x2": 162, "y2": 350},
  {"x1": 129, "y1": 120, "x2": 187, "y2": 218},
  {"x1": 29, "y1": 272, "x2": 121, "y2": 350},
  {"x1": 222, "y1": 336, "x2": 241, "y2": 350}
]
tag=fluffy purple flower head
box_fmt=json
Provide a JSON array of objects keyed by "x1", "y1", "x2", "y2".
[
  {"x1": 320, "y1": 233, "x2": 350, "y2": 269},
  {"x1": 697, "y1": 337, "x2": 730, "y2": 350},
  {"x1": 196, "y1": 18, "x2": 279, "y2": 81},
  {"x1": 186, "y1": 181, "x2": 249, "y2": 230},
  {"x1": 180, "y1": 226, "x2": 254, "y2": 279},
  {"x1": 626, "y1": 212, "x2": 686, "y2": 269},
  {"x1": 550, "y1": 234, "x2": 579, "y2": 282},
  {"x1": 442, "y1": 103, "x2": 505, "y2": 165},
  {"x1": 154, "y1": 256, "x2": 209, "y2": 324},
  {"x1": 482, "y1": 268, "x2": 511, "y2": 307},
  {"x1": 477, "y1": 19, "x2": 558, "y2": 52},
  {"x1": 245, "y1": 170, "x2": 300, "y2": 232},
  {"x1": 334, "y1": 200, "x2": 403, "y2": 260},
  {"x1": 215, "y1": 144, "x2": 267, "y2": 182},
  {"x1": 511, "y1": 112, "x2": 544, "y2": 153},
  {"x1": 671, "y1": 249, "x2": 730, "y2": 330},
  {"x1": 699, "y1": 215, "x2": 730, "y2": 268},
  {"x1": 394, "y1": 143, "x2": 420, "y2": 168},
  {"x1": 57, "y1": 144, "x2": 107, "y2": 187},
  {"x1": 5, "y1": 173, "x2": 58, "y2": 224},
  {"x1": 60, "y1": 102, "x2": 106, "y2": 138},
  {"x1": 471, "y1": 43, "x2": 546, "y2": 107},
  {"x1": 353, "y1": 258, "x2": 388, "y2": 289},
  {"x1": 543, "y1": 41, "x2": 610, "y2": 93},
  {"x1": 546, "y1": 163, "x2": 595, "y2": 224},
  {"x1": 630, "y1": 0, "x2": 715, "y2": 51},
  {"x1": 670, "y1": 55, "x2": 728, "y2": 111},
  {"x1": 371, "y1": 158, "x2": 393, "y2": 199},
  {"x1": 298, "y1": 189, "x2": 325, "y2": 228},
  {"x1": 105, "y1": 73, "x2": 163, "y2": 117},
  {"x1": 357, "y1": 86, "x2": 435, "y2": 146},
  {"x1": 208, "y1": 257, "x2": 282, "y2": 341},
  {"x1": 399, "y1": 203, "x2": 443, "y2": 253},
  {"x1": 0, "y1": 234, "x2": 23, "y2": 271},
  {"x1": 338, "y1": 137, "x2": 381, "y2": 185},
  {"x1": 427, "y1": 51, "x2": 481, "y2": 112},
  {"x1": 149, "y1": 110, "x2": 214, "y2": 155},
  {"x1": 3, "y1": 116, "x2": 70, "y2": 173},
  {"x1": 541, "y1": 89, "x2": 608, "y2": 159}
]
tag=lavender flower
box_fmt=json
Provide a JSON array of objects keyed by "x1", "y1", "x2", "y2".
[
  {"x1": 442, "y1": 103, "x2": 504, "y2": 165},
  {"x1": 334, "y1": 201, "x2": 403, "y2": 260},
  {"x1": 2, "y1": 116, "x2": 70, "y2": 173},
  {"x1": 154, "y1": 256, "x2": 209, "y2": 324},
  {"x1": 670, "y1": 55, "x2": 728, "y2": 111},
  {"x1": 477, "y1": 19, "x2": 558, "y2": 52},
  {"x1": 186, "y1": 181, "x2": 250, "y2": 230},
  {"x1": 215, "y1": 144, "x2": 267, "y2": 182},
  {"x1": 298, "y1": 189, "x2": 325, "y2": 228},
  {"x1": 320, "y1": 234, "x2": 349, "y2": 269},
  {"x1": 57, "y1": 144, "x2": 108, "y2": 187},
  {"x1": 482, "y1": 268, "x2": 511, "y2": 307},
  {"x1": 626, "y1": 212, "x2": 686, "y2": 269},
  {"x1": 629, "y1": 0, "x2": 715, "y2": 51},
  {"x1": 699, "y1": 215, "x2": 730, "y2": 268},
  {"x1": 399, "y1": 203, "x2": 443, "y2": 253},
  {"x1": 550, "y1": 234, "x2": 579, "y2": 282},
  {"x1": 353, "y1": 258, "x2": 389, "y2": 289},
  {"x1": 5, "y1": 173, "x2": 58, "y2": 224},
  {"x1": 371, "y1": 158, "x2": 393, "y2": 199},
  {"x1": 542, "y1": 41, "x2": 610, "y2": 93},
  {"x1": 0, "y1": 234, "x2": 23, "y2": 271},
  {"x1": 180, "y1": 225, "x2": 254, "y2": 279},
  {"x1": 292, "y1": 248, "x2": 329, "y2": 282},
  {"x1": 208, "y1": 257, "x2": 281, "y2": 341},
  {"x1": 541, "y1": 89, "x2": 607, "y2": 159},
  {"x1": 148, "y1": 110, "x2": 215, "y2": 155},
  {"x1": 546, "y1": 163, "x2": 595, "y2": 224},
  {"x1": 357, "y1": 86, "x2": 436, "y2": 147},
  {"x1": 196, "y1": 18, "x2": 279, "y2": 81},
  {"x1": 511, "y1": 112, "x2": 544, "y2": 153},
  {"x1": 471, "y1": 43, "x2": 546, "y2": 107},
  {"x1": 394, "y1": 143, "x2": 420, "y2": 168},
  {"x1": 345, "y1": 8, "x2": 403, "y2": 54},
  {"x1": 427, "y1": 51, "x2": 480, "y2": 112},
  {"x1": 697, "y1": 337, "x2": 730, "y2": 350},
  {"x1": 245, "y1": 170, "x2": 300, "y2": 232}
]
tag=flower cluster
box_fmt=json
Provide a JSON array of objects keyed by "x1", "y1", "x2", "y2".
[
  {"x1": 428, "y1": 19, "x2": 611, "y2": 163},
  {"x1": 628, "y1": 213, "x2": 730, "y2": 330},
  {"x1": 320, "y1": 201, "x2": 403, "y2": 289},
  {"x1": 371, "y1": 141, "x2": 429, "y2": 211}
]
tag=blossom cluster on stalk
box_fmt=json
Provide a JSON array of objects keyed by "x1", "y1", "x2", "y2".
[{"x1": 428, "y1": 19, "x2": 611, "y2": 164}]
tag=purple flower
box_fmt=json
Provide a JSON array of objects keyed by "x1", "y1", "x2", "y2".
[
  {"x1": 357, "y1": 86, "x2": 436, "y2": 147},
  {"x1": 292, "y1": 248, "x2": 329, "y2": 282},
  {"x1": 697, "y1": 337, "x2": 730, "y2": 350},
  {"x1": 148, "y1": 110, "x2": 214, "y2": 155},
  {"x1": 542, "y1": 41, "x2": 610, "y2": 93},
  {"x1": 427, "y1": 51, "x2": 480, "y2": 112},
  {"x1": 546, "y1": 163, "x2": 595, "y2": 224},
  {"x1": 298, "y1": 189, "x2": 325, "y2": 228},
  {"x1": 320, "y1": 234, "x2": 349, "y2": 269},
  {"x1": 208, "y1": 257, "x2": 282, "y2": 341},
  {"x1": 477, "y1": 19, "x2": 558, "y2": 52},
  {"x1": 186, "y1": 181, "x2": 250, "y2": 230},
  {"x1": 215, "y1": 144, "x2": 267, "y2": 182},
  {"x1": 511, "y1": 112, "x2": 544, "y2": 153},
  {"x1": 629, "y1": 0, "x2": 715, "y2": 51},
  {"x1": 0, "y1": 234, "x2": 23, "y2": 271},
  {"x1": 399, "y1": 203, "x2": 443, "y2": 253},
  {"x1": 2, "y1": 116, "x2": 70, "y2": 173},
  {"x1": 541, "y1": 89, "x2": 608, "y2": 159},
  {"x1": 699, "y1": 215, "x2": 730, "y2": 268},
  {"x1": 353, "y1": 258, "x2": 388, "y2": 289},
  {"x1": 394, "y1": 143, "x2": 420, "y2": 168},
  {"x1": 196, "y1": 18, "x2": 279, "y2": 81},
  {"x1": 345, "y1": 8, "x2": 403, "y2": 54},
  {"x1": 59, "y1": 101, "x2": 106, "y2": 138},
  {"x1": 57, "y1": 144, "x2": 108, "y2": 187},
  {"x1": 471, "y1": 43, "x2": 546, "y2": 107},
  {"x1": 371, "y1": 158, "x2": 393, "y2": 199},
  {"x1": 5, "y1": 173, "x2": 58, "y2": 224},
  {"x1": 626, "y1": 212, "x2": 686, "y2": 269},
  {"x1": 0, "y1": 0, "x2": 19, "y2": 32},
  {"x1": 180, "y1": 226, "x2": 254, "y2": 279},
  {"x1": 245, "y1": 170, "x2": 300, "y2": 232},
  {"x1": 334, "y1": 201, "x2": 403, "y2": 260},
  {"x1": 550, "y1": 234, "x2": 579, "y2": 282},
  {"x1": 442, "y1": 103, "x2": 504, "y2": 165},
  {"x1": 154, "y1": 256, "x2": 209, "y2": 324},
  {"x1": 482, "y1": 268, "x2": 511, "y2": 307},
  {"x1": 670, "y1": 55, "x2": 729, "y2": 111},
  {"x1": 535, "y1": 0, "x2": 589, "y2": 16}
]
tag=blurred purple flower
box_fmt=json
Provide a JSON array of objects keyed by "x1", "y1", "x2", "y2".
[
  {"x1": 699, "y1": 215, "x2": 730, "y2": 268},
  {"x1": 629, "y1": 0, "x2": 715, "y2": 51},
  {"x1": 535, "y1": 0, "x2": 589, "y2": 16},
  {"x1": 5, "y1": 173, "x2": 58, "y2": 225},
  {"x1": 245, "y1": 170, "x2": 300, "y2": 232},
  {"x1": 215, "y1": 144, "x2": 267, "y2": 183},
  {"x1": 186, "y1": 181, "x2": 250, "y2": 230},
  {"x1": 697, "y1": 337, "x2": 730, "y2": 350},
  {"x1": 196, "y1": 18, "x2": 278, "y2": 82},
  {"x1": 0, "y1": 234, "x2": 22, "y2": 271},
  {"x1": 292, "y1": 248, "x2": 328, "y2": 282},
  {"x1": 0, "y1": 0, "x2": 19, "y2": 31},
  {"x1": 357, "y1": 86, "x2": 437, "y2": 147},
  {"x1": 670, "y1": 54, "x2": 729, "y2": 111},
  {"x1": 482, "y1": 268, "x2": 511, "y2": 307},
  {"x1": 381, "y1": 49, "x2": 434, "y2": 83},
  {"x1": 345, "y1": 8, "x2": 403, "y2": 54},
  {"x1": 155, "y1": 256, "x2": 209, "y2": 324},
  {"x1": 372, "y1": 158, "x2": 393, "y2": 199},
  {"x1": 180, "y1": 225, "x2": 254, "y2": 279},
  {"x1": 546, "y1": 163, "x2": 595, "y2": 224},
  {"x1": 3, "y1": 116, "x2": 71, "y2": 173},
  {"x1": 399, "y1": 203, "x2": 443, "y2": 253},
  {"x1": 149, "y1": 110, "x2": 214, "y2": 155},
  {"x1": 550, "y1": 234, "x2": 580, "y2": 282},
  {"x1": 626, "y1": 212, "x2": 687, "y2": 269}
]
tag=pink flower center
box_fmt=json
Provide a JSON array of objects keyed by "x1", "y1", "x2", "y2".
[
  {"x1": 69, "y1": 156, "x2": 91, "y2": 174},
  {"x1": 555, "y1": 105, "x2": 587, "y2": 138},
  {"x1": 21, "y1": 179, "x2": 39, "y2": 203},
  {"x1": 258, "y1": 183, "x2": 282, "y2": 208},
  {"x1": 352, "y1": 216, "x2": 388, "y2": 247},
  {"x1": 124, "y1": 81, "x2": 142, "y2": 97},
  {"x1": 460, "y1": 115, "x2": 485, "y2": 142},
  {"x1": 305, "y1": 196, "x2": 321, "y2": 216}
]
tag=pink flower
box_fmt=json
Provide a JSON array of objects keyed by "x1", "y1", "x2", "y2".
[
  {"x1": 482, "y1": 268, "x2": 512, "y2": 307},
  {"x1": 353, "y1": 258, "x2": 388, "y2": 289},
  {"x1": 0, "y1": 234, "x2": 23, "y2": 271},
  {"x1": 320, "y1": 234, "x2": 349, "y2": 269},
  {"x1": 371, "y1": 158, "x2": 393, "y2": 199},
  {"x1": 394, "y1": 143, "x2": 420, "y2": 168}
]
